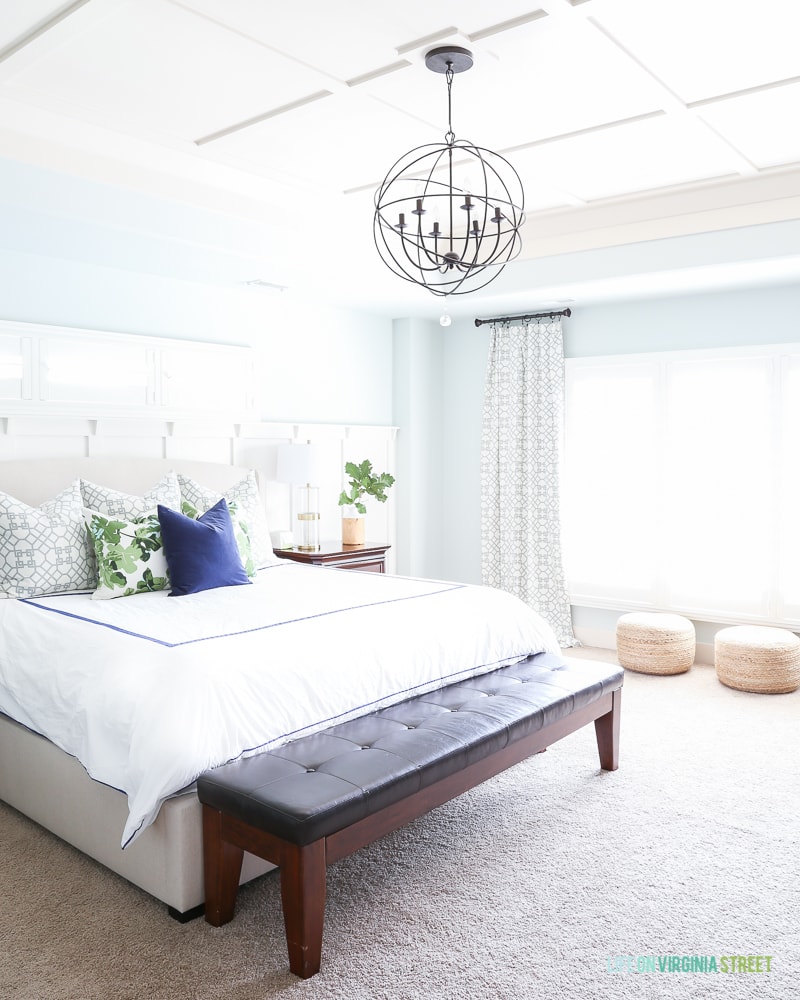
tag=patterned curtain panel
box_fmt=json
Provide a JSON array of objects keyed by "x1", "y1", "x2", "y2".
[{"x1": 480, "y1": 318, "x2": 578, "y2": 647}]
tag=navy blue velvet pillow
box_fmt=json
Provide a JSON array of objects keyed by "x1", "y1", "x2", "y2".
[{"x1": 157, "y1": 498, "x2": 252, "y2": 597}]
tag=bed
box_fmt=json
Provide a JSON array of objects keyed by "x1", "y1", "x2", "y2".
[
  {"x1": 0, "y1": 458, "x2": 280, "y2": 915},
  {"x1": 0, "y1": 456, "x2": 563, "y2": 918}
]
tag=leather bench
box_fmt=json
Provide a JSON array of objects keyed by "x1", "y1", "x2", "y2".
[{"x1": 197, "y1": 651, "x2": 623, "y2": 978}]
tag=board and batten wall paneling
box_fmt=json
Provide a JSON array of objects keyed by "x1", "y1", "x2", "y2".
[
  {"x1": 0, "y1": 417, "x2": 398, "y2": 574},
  {"x1": 0, "y1": 320, "x2": 397, "y2": 570}
]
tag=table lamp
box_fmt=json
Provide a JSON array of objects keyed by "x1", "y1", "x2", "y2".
[{"x1": 276, "y1": 443, "x2": 323, "y2": 551}]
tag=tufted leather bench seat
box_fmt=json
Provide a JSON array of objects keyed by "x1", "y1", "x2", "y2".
[{"x1": 198, "y1": 651, "x2": 623, "y2": 978}]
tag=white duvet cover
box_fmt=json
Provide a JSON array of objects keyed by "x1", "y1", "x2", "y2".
[{"x1": 0, "y1": 563, "x2": 559, "y2": 847}]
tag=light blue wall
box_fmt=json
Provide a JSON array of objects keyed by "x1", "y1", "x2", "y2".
[
  {"x1": 0, "y1": 247, "x2": 393, "y2": 426},
  {"x1": 565, "y1": 283, "x2": 800, "y2": 357},
  {"x1": 392, "y1": 317, "x2": 444, "y2": 578},
  {"x1": 439, "y1": 320, "x2": 490, "y2": 584},
  {"x1": 0, "y1": 156, "x2": 394, "y2": 426}
]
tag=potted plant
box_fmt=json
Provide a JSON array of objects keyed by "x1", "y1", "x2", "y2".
[{"x1": 338, "y1": 459, "x2": 395, "y2": 545}]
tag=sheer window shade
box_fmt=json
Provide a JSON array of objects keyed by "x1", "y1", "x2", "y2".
[{"x1": 563, "y1": 345, "x2": 800, "y2": 626}]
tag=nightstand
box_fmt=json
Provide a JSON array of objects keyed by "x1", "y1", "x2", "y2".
[{"x1": 273, "y1": 541, "x2": 391, "y2": 573}]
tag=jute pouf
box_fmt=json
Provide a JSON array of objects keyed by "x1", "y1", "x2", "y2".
[
  {"x1": 616, "y1": 612, "x2": 695, "y2": 675},
  {"x1": 714, "y1": 625, "x2": 800, "y2": 694}
]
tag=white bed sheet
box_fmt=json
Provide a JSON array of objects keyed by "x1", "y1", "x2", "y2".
[{"x1": 0, "y1": 564, "x2": 559, "y2": 847}]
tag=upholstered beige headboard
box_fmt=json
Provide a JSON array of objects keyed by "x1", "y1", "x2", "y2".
[{"x1": 0, "y1": 457, "x2": 265, "y2": 508}]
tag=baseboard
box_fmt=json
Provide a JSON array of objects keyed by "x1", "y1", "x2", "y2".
[
  {"x1": 573, "y1": 626, "x2": 615, "y2": 650},
  {"x1": 695, "y1": 641, "x2": 714, "y2": 665}
]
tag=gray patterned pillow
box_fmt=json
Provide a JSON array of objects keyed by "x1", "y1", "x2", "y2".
[
  {"x1": 80, "y1": 473, "x2": 181, "y2": 518},
  {"x1": 0, "y1": 481, "x2": 95, "y2": 597},
  {"x1": 177, "y1": 471, "x2": 278, "y2": 568}
]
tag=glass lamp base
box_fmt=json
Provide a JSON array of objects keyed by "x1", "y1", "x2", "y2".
[{"x1": 296, "y1": 485, "x2": 320, "y2": 551}]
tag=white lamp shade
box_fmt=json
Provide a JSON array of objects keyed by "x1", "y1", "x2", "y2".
[{"x1": 276, "y1": 443, "x2": 323, "y2": 485}]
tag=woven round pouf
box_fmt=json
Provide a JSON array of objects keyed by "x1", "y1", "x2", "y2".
[
  {"x1": 714, "y1": 625, "x2": 800, "y2": 694},
  {"x1": 616, "y1": 612, "x2": 695, "y2": 675}
]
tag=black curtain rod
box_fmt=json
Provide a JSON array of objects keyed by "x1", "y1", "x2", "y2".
[{"x1": 474, "y1": 307, "x2": 571, "y2": 328}]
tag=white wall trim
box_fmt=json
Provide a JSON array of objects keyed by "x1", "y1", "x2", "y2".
[{"x1": 0, "y1": 415, "x2": 400, "y2": 572}]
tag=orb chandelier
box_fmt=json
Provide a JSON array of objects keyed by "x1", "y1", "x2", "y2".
[{"x1": 373, "y1": 46, "x2": 525, "y2": 298}]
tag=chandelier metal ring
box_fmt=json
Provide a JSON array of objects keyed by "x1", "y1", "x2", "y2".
[{"x1": 373, "y1": 46, "x2": 525, "y2": 298}]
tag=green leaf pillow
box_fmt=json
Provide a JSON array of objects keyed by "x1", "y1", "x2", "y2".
[{"x1": 83, "y1": 510, "x2": 169, "y2": 600}]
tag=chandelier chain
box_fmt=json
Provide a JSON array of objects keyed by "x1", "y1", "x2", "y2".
[{"x1": 445, "y1": 63, "x2": 455, "y2": 146}]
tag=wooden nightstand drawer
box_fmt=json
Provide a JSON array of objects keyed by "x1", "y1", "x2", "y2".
[{"x1": 273, "y1": 542, "x2": 391, "y2": 573}]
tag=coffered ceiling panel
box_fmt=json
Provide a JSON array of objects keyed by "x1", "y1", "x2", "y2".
[
  {"x1": 699, "y1": 84, "x2": 800, "y2": 170},
  {"x1": 512, "y1": 114, "x2": 741, "y2": 202},
  {"x1": 0, "y1": 0, "x2": 798, "y2": 315},
  {"x1": 207, "y1": 90, "x2": 443, "y2": 194},
  {"x1": 0, "y1": 0, "x2": 72, "y2": 54},
  {"x1": 179, "y1": 0, "x2": 425, "y2": 82},
  {"x1": 180, "y1": 0, "x2": 552, "y2": 81},
  {"x1": 592, "y1": 0, "x2": 800, "y2": 103},
  {"x1": 3, "y1": 0, "x2": 334, "y2": 141},
  {"x1": 467, "y1": 16, "x2": 667, "y2": 148}
]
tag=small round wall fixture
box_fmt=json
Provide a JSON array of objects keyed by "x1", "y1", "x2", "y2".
[{"x1": 373, "y1": 46, "x2": 526, "y2": 298}]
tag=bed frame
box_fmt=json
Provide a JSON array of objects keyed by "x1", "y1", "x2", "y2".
[{"x1": 0, "y1": 457, "x2": 275, "y2": 917}]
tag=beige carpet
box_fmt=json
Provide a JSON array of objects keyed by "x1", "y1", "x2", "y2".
[{"x1": 1, "y1": 651, "x2": 797, "y2": 1000}]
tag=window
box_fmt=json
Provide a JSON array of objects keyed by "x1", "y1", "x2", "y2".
[
  {"x1": 41, "y1": 337, "x2": 154, "y2": 406},
  {"x1": 563, "y1": 344, "x2": 800, "y2": 626},
  {"x1": 0, "y1": 320, "x2": 257, "y2": 418}
]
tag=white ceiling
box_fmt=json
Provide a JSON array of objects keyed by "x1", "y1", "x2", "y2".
[{"x1": 1, "y1": 0, "x2": 800, "y2": 319}]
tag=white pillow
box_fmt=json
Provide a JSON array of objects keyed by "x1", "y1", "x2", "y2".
[
  {"x1": 177, "y1": 471, "x2": 278, "y2": 568},
  {"x1": 80, "y1": 472, "x2": 182, "y2": 518},
  {"x1": 0, "y1": 481, "x2": 95, "y2": 598},
  {"x1": 83, "y1": 509, "x2": 169, "y2": 600}
]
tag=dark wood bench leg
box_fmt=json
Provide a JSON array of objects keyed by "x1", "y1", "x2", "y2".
[
  {"x1": 594, "y1": 688, "x2": 621, "y2": 771},
  {"x1": 202, "y1": 804, "x2": 244, "y2": 926},
  {"x1": 279, "y1": 839, "x2": 327, "y2": 979}
]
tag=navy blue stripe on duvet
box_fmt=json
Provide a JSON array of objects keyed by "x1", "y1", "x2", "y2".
[{"x1": 20, "y1": 583, "x2": 464, "y2": 648}]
